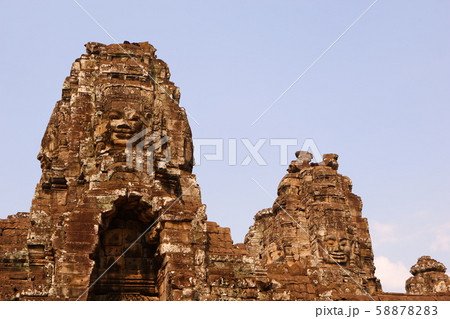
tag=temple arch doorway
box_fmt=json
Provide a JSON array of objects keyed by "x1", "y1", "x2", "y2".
[{"x1": 88, "y1": 197, "x2": 161, "y2": 301}]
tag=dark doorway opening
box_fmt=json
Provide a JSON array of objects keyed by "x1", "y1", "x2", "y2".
[{"x1": 88, "y1": 198, "x2": 160, "y2": 301}]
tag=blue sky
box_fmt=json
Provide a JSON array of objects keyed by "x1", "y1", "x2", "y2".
[{"x1": 1, "y1": 1, "x2": 449, "y2": 292}]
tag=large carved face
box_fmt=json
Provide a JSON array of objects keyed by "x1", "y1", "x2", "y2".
[
  {"x1": 105, "y1": 100, "x2": 145, "y2": 147},
  {"x1": 320, "y1": 232, "x2": 352, "y2": 265}
]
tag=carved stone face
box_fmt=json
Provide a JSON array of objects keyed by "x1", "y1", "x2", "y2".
[
  {"x1": 105, "y1": 100, "x2": 145, "y2": 147},
  {"x1": 320, "y1": 232, "x2": 352, "y2": 265}
]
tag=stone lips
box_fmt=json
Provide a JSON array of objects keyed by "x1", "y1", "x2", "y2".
[{"x1": 0, "y1": 42, "x2": 449, "y2": 300}]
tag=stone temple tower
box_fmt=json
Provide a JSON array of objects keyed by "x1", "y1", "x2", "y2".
[
  {"x1": 7, "y1": 42, "x2": 206, "y2": 300},
  {"x1": 245, "y1": 152, "x2": 382, "y2": 297}
]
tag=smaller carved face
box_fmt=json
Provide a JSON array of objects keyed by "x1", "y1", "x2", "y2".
[
  {"x1": 37, "y1": 151, "x2": 51, "y2": 169},
  {"x1": 350, "y1": 240, "x2": 362, "y2": 267},
  {"x1": 321, "y1": 233, "x2": 351, "y2": 265},
  {"x1": 107, "y1": 105, "x2": 145, "y2": 146}
]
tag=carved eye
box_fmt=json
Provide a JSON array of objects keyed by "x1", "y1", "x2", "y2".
[
  {"x1": 109, "y1": 113, "x2": 120, "y2": 120},
  {"x1": 130, "y1": 115, "x2": 140, "y2": 121}
]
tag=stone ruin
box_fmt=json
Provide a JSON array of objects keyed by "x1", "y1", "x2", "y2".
[
  {"x1": 0, "y1": 42, "x2": 449, "y2": 301},
  {"x1": 406, "y1": 256, "x2": 450, "y2": 295}
]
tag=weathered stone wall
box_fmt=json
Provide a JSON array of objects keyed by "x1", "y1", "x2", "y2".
[
  {"x1": 406, "y1": 256, "x2": 450, "y2": 295},
  {"x1": 0, "y1": 42, "x2": 449, "y2": 301},
  {"x1": 0, "y1": 213, "x2": 33, "y2": 300},
  {"x1": 244, "y1": 152, "x2": 381, "y2": 300},
  {"x1": 1, "y1": 42, "x2": 204, "y2": 300}
]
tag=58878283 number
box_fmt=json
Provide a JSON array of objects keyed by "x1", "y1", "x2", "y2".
[{"x1": 376, "y1": 305, "x2": 438, "y2": 316}]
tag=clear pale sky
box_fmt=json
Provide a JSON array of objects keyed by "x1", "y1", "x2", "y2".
[{"x1": 1, "y1": 1, "x2": 449, "y2": 293}]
